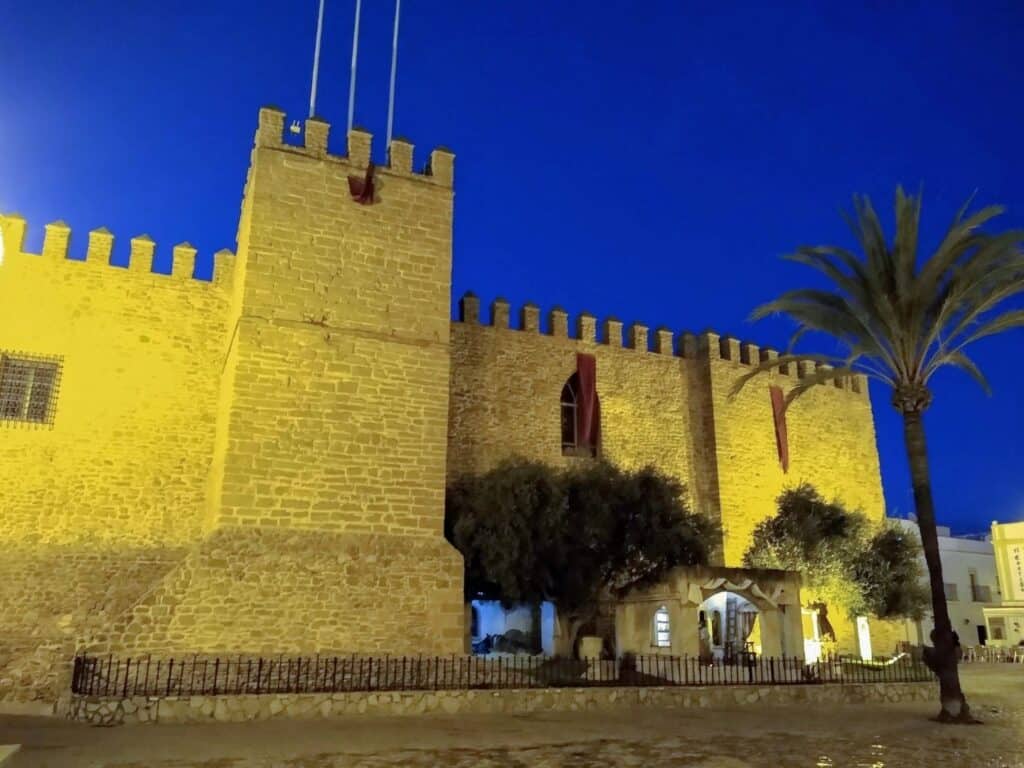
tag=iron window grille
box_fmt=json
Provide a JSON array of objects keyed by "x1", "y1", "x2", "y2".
[{"x1": 0, "y1": 353, "x2": 62, "y2": 427}]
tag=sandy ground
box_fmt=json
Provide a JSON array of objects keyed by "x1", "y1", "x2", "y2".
[{"x1": 0, "y1": 664, "x2": 1021, "y2": 767}]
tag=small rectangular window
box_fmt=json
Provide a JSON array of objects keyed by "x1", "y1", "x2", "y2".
[
  {"x1": 943, "y1": 582, "x2": 958, "y2": 602},
  {"x1": 990, "y1": 618, "x2": 1005, "y2": 640},
  {"x1": 653, "y1": 606, "x2": 671, "y2": 648},
  {"x1": 0, "y1": 354, "x2": 62, "y2": 426}
]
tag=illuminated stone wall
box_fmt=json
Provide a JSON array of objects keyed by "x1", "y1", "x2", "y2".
[
  {"x1": 0, "y1": 98, "x2": 896, "y2": 707},
  {"x1": 195, "y1": 110, "x2": 464, "y2": 655},
  {"x1": 0, "y1": 212, "x2": 234, "y2": 703},
  {"x1": 0, "y1": 216, "x2": 233, "y2": 548},
  {"x1": 0, "y1": 108, "x2": 464, "y2": 706},
  {"x1": 447, "y1": 300, "x2": 890, "y2": 654}
]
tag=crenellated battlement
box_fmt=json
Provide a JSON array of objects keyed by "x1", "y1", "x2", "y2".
[
  {"x1": 454, "y1": 292, "x2": 868, "y2": 397},
  {"x1": 253, "y1": 106, "x2": 454, "y2": 188},
  {"x1": 0, "y1": 213, "x2": 235, "y2": 287}
]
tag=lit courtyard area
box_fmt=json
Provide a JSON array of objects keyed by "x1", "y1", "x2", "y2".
[{"x1": 1, "y1": 665, "x2": 1021, "y2": 767}]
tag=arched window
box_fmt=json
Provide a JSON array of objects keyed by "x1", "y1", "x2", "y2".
[
  {"x1": 560, "y1": 372, "x2": 597, "y2": 457},
  {"x1": 560, "y1": 376, "x2": 578, "y2": 454},
  {"x1": 653, "y1": 605, "x2": 671, "y2": 648}
]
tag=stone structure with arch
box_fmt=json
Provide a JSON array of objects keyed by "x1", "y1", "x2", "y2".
[{"x1": 614, "y1": 565, "x2": 804, "y2": 662}]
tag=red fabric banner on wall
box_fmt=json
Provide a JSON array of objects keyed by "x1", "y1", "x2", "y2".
[
  {"x1": 576, "y1": 353, "x2": 600, "y2": 450},
  {"x1": 769, "y1": 385, "x2": 789, "y2": 473}
]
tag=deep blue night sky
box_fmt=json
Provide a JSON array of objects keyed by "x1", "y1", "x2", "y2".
[{"x1": 2, "y1": 1, "x2": 1022, "y2": 533}]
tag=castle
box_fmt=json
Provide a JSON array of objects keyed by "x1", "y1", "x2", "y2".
[{"x1": 0, "y1": 107, "x2": 895, "y2": 708}]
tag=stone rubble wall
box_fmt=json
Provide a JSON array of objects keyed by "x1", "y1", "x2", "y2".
[{"x1": 69, "y1": 682, "x2": 934, "y2": 726}]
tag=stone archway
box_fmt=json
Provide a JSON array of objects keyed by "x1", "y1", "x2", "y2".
[
  {"x1": 698, "y1": 591, "x2": 760, "y2": 664},
  {"x1": 614, "y1": 566, "x2": 804, "y2": 662}
]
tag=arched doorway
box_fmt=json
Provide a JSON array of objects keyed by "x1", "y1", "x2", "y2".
[{"x1": 699, "y1": 591, "x2": 760, "y2": 664}]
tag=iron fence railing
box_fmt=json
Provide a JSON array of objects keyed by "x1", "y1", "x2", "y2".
[{"x1": 71, "y1": 652, "x2": 933, "y2": 698}]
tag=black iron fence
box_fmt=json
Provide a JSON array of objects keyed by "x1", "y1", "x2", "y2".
[{"x1": 71, "y1": 653, "x2": 933, "y2": 698}]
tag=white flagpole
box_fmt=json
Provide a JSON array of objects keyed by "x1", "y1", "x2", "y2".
[
  {"x1": 386, "y1": 0, "x2": 402, "y2": 148},
  {"x1": 308, "y1": 0, "x2": 326, "y2": 118},
  {"x1": 347, "y1": 0, "x2": 363, "y2": 133}
]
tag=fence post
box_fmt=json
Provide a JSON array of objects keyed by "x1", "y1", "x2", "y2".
[
  {"x1": 122, "y1": 658, "x2": 131, "y2": 698},
  {"x1": 164, "y1": 659, "x2": 173, "y2": 697}
]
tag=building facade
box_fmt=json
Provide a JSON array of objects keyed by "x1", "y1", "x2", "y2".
[
  {"x1": 889, "y1": 518, "x2": 999, "y2": 647},
  {"x1": 0, "y1": 106, "x2": 893, "y2": 707},
  {"x1": 984, "y1": 521, "x2": 1024, "y2": 647}
]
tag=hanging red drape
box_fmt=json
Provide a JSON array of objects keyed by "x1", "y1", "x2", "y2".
[
  {"x1": 576, "y1": 353, "x2": 600, "y2": 449},
  {"x1": 769, "y1": 385, "x2": 789, "y2": 472}
]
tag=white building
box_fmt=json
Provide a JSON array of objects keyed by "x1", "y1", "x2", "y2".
[
  {"x1": 890, "y1": 517, "x2": 1000, "y2": 647},
  {"x1": 983, "y1": 521, "x2": 1024, "y2": 648}
]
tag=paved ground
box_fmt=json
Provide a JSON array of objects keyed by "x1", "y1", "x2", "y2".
[{"x1": 1, "y1": 664, "x2": 1021, "y2": 767}]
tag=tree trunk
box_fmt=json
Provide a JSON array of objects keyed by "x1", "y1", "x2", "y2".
[
  {"x1": 901, "y1": 409, "x2": 974, "y2": 723},
  {"x1": 553, "y1": 611, "x2": 585, "y2": 658}
]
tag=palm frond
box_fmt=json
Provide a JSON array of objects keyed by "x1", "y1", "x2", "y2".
[
  {"x1": 940, "y1": 308, "x2": 1024, "y2": 359},
  {"x1": 738, "y1": 188, "x2": 1024, "y2": 405},
  {"x1": 928, "y1": 351, "x2": 992, "y2": 397},
  {"x1": 781, "y1": 363, "x2": 861, "y2": 408},
  {"x1": 728, "y1": 352, "x2": 836, "y2": 399}
]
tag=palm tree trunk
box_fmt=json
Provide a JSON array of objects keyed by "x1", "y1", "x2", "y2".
[{"x1": 901, "y1": 409, "x2": 973, "y2": 722}]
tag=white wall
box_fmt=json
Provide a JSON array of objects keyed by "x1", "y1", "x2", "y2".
[
  {"x1": 470, "y1": 600, "x2": 556, "y2": 653},
  {"x1": 891, "y1": 518, "x2": 999, "y2": 646}
]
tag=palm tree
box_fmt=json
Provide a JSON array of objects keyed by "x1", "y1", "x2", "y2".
[{"x1": 736, "y1": 188, "x2": 1024, "y2": 722}]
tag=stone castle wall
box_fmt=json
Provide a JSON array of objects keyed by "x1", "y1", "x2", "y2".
[
  {"x1": 447, "y1": 296, "x2": 890, "y2": 654},
  {"x1": 0, "y1": 214, "x2": 236, "y2": 702},
  {"x1": 447, "y1": 298, "x2": 720, "y2": 523},
  {"x1": 0, "y1": 109, "x2": 465, "y2": 704},
  {"x1": 0, "y1": 216, "x2": 234, "y2": 548},
  {"x1": 211, "y1": 113, "x2": 457, "y2": 539},
  {"x1": 0, "y1": 100, "x2": 895, "y2": 706},
  {"x1": 447, "y1": 296, "x2": 886, "y2": 564}
]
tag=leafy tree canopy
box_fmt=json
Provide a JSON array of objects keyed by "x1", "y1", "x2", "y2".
[
  {"x1": 852, "y1": 525, "x2": 930, "y2": 620},
  {"x1": 743, "y1": 484, "x2": 926, "y2": 621},
  {"x1": 732, "y1": 188, "x2": 1023, "y2": 720},
  {"x1": 445, "y1": 459, "x2": 719, "y2": 623}
]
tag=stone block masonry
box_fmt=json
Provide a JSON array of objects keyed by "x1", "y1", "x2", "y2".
[
  {"x1": 448, "y1": 296, "x2": 888, "y2": 654},
  {"x1": 0, "y1": 100, "x2": 895, "y2": 706},
  {"x1": 68, "y1": 682, "x2": 934, "y2": 726},
  {"x1": 448, "y1": 297, "x2": 885, "y2": 566},
  {"x1": 0, "y1": 107, "x2": 464, "y2": 706}
]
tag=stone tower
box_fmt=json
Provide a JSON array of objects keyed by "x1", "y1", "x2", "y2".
[
  {"x1": 201, "y1": 108, "x2": 464, "y2": 653},
  {"x1": 86, "y1": 108, "x2": 466, "y2": 657}
]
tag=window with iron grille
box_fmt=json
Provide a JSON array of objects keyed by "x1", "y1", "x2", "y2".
[{"x1": 0, "y1": 354, "x2": 62, "y2": 426}]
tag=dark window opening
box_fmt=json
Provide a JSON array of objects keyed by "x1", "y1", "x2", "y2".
[{"x1": 561, "y1": 373, "x2": 596, "y2": 457}]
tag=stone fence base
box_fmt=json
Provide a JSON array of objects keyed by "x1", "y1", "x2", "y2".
[{"x1": 69, "y1": 682, "x2": 934, "y2": 727}]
